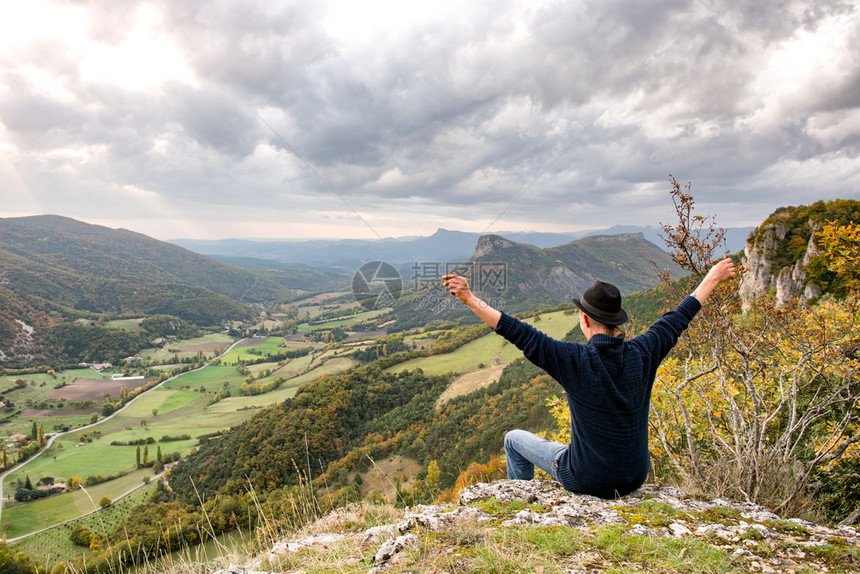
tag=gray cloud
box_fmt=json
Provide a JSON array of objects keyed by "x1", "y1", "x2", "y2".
[{"x1": 0, "y1": 0, "x2": 858, "y2": 240}]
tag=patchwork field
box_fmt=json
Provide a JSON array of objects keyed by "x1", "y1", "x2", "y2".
[
  {"x1": 138, "y1": 333, "x2": 235, "y2": 362},
  {"x1": 2, "y1": 309, "x2": 541, "y2": 549},
  {"x1": 48, "y1": 377, "x2": 153, "y2": 401},
  {"x1": 2, "y1": 334, "x2": 363, "y2": 541}
]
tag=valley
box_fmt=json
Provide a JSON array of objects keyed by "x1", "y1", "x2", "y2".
[
  {"x1": 0, "y1": 201, "x2": 858, "y2": 572},
  {"x1": 0, "y1": 283, "x2": 578, "y2": 568}
]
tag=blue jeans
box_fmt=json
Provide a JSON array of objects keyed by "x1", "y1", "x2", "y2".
[{"x1": 504, "y1": 429, "x2": 567, "y2": 481}]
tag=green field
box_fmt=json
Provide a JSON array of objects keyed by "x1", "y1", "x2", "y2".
[
  {"x1": 388, "y1": 310, "x2": 575, "y2": 375},
  {"x1": 9, "y1": 413, "x2": 95, "y2": 437},
  {"x1": 138, "y1": 333, "x2": 235, "y2": 362},
  {"x1": 297, "y1": 309, "x2": 388, "y2": 332},
  {"x1": 218, "y1": 336, "x2": 293, "y2": 364},
  {"x1": 3, "y1": 467, "x2": 157, "y2": 538},
  {"x1": 10, "y1": 479, "x2": 158, "y2": 563},
  {"x1": 163, "y1": 364, "x2": 246, "y2": 395},
  {"x1": 207, "y1": 356, "x2": 357, "y2": 412}
]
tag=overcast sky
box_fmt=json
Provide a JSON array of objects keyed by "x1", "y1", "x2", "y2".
[{"x1": 1, "y1": 0, "x2": 858, "y2": 241}]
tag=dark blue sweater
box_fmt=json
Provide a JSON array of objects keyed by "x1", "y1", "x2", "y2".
[{"x1": 495, "y1": 296, "x2": 702, "y2": 498}]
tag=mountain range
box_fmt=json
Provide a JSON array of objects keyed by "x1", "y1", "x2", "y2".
[
  {"x1": 170, "y1": 225, "x2": 754, "y2": 269},
  {"x1": 0, "y1": 215, "x2": 699, "y2": 365}
]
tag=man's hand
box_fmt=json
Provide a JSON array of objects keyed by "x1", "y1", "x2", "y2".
[
  {"x1": 443, "y1": 274, "x2": 501, "y2": 329},
  {"x1": 692, "y1": 258, "x2": 736, "y2": 305},
  {"x1": 443, "y1": 274, "x2": 474, "y2": 305}
]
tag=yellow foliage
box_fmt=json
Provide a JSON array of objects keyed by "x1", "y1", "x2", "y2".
[
  {"x1": 546, "y1": 394, "x2": 570, "y2": 444},
  {"x1": 436, "y1": 455, "x2": 506, "y2": 503},
  {"x1": 649, "y1": 292, "x2": 860, "y2": 512},
  {"x1": 818, "y1": 220, "x2": 860, "y2": 290},
  {"x1": 427, "y1": 459, "x2": 440, "y2": 489}
]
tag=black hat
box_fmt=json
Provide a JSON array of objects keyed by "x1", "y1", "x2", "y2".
[{"x1": 572, "y1": 281, "x2": 628, "y2": 326}]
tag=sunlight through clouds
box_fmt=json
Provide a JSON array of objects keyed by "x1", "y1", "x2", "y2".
[{"x1": 77, "y1": 5, "x2": 197, "y2": 91}]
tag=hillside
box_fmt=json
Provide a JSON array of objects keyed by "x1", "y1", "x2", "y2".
[
  {"x1": 0, "y1": 215, "x2": 297, "y2": 364},
  {"x1": 0, "y1": 215, "x2": 293, "y2": 303}
]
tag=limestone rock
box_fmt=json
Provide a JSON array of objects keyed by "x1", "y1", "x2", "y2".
[
  {"x1": 740, "y1": 222, "x2": 822, "y2": 310},
  {"x1": 371, "y1": 533, "x2": 417, "y2": 567}
]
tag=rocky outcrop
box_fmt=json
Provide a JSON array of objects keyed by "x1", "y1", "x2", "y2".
[
  {"x1": 214, "y1": 480, "x2": 859, "y2": 574},
  {"x1": 740, "y1": 223, "x2": 822, "y2": 310},
  {"x1": 473, "y1": 235, "x2": 516, "y2": 260}
]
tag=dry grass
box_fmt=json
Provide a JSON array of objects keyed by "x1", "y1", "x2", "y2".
[{"x1": 436, "y1": 363, "x2": 506, "y2": 407}]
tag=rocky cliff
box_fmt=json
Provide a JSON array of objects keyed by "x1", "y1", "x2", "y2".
[{"x1": 740, "y1": 223, "x2": 823, "y2": 310}]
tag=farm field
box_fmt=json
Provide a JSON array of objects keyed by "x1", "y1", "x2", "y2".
[
  {"x1": 138, "y1": 333, "x2": 235, "y2": 362},
  {"x1": 11, "y1": 479, "x2": 159, "y2": 564},
  {"x1": 3, "y1": 467, "x2": 156, "y2": 538},
  {"x1": 218, "y1": 336, "x2": 292, "y2": 364},
  {"x1": 6, "y1": 412, "x2": 94, "y2": 437},
  {"x1": 297, "y1": 309, "x2": 388, "y2": 332},
  {"x1": 1, "y1": 342, "x2": 361, "y2": 539},
  {"x1": 48, "y1": 377, "x2": 152, "y2": 401},
  {"x1": 206, "y1": 355, "x2": 358, "y2": 412},
  {"x1": 1, "y1": 369, "x2": 124, "y2": 435}
]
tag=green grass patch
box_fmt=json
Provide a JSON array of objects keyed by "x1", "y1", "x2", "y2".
[
  {"x1": 387, "y1": 311, "x2": 575, "y2": 376},
  {"x1": 4, "y1": 413, "x2": 95, "y2": 437},
  {"x1": 589, "y1": 524, "x2": 743, "y2": 572},
  {"x1": 163, "y1": 365, "x2": 245, "y2": 395},
  {"x1": 803, "y1": 541, "x2": 860, "y2": 571},
  {"x1": 218, "y1": 336, "x2": 293, "y2": 364},
  {"x1": 699, "y1": 505, "x2": 741, "y2": 524},
  {"x1": 10, "y1": 478, "x2": 158, "y2": 565},
  {"x1": 615, "y1": 500, "x2": 684, "y2": 529},
  {"x1": 120, "y1": 388, "x2": 201, "y2": 418},
  {"x1": 3, "y1": 468, "x2": 157, "y2": 538}
]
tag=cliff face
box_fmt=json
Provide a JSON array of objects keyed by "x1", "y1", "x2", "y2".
[{"x1": 740, "y1": 223, "x2": 822, "y2": 310}]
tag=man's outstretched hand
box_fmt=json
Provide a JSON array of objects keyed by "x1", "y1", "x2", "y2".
[
  {"x1": 443, "y1": 274, "x2": 501, "y2": 329},
  {"x1": 692, "y1": 258, "x2": 736, "y2": 305},
  {"x1": 443, "y1": 274, "x2": 473, "y2": 305}
]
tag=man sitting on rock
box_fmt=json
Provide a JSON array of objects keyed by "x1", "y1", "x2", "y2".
[{"x1": 443, "y1": 258, "x2": 735, "y2": 498}]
